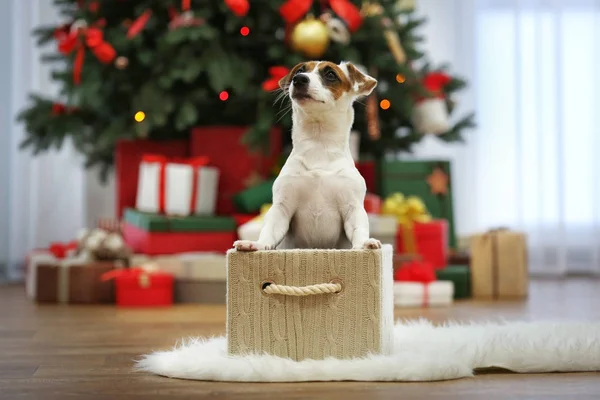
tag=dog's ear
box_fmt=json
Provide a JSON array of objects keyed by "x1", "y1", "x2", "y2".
[
  {"x1": 343, "y1": 62, "x2": 377, "y2": 97},
  {"x1": 279, "y1": 63, "x2": 305, "y2": 90}
]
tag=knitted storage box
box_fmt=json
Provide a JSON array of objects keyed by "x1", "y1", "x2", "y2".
[{"x1": 226, "y1": 245, "x2": 394, "y2": 362}]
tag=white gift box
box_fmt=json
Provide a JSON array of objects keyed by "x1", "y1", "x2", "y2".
[
  {"x1": 368, "y1": 214, "x2": 397, "y2": 247},
  {"x1": 129, "y1": 252, "x2": 226, "y2": 281},
  {"x1": 394, "y1": 281, "x2": 454, "y2": 308},
  {"x1": 236, "y1": 219, "x2": 263, "y2": 242},
  {"x1": 135, "y1": 156, "x2": 219, "y2": 217},
  {"x1": 412, "y1": 98, "x2": 450, "y2": 135}
]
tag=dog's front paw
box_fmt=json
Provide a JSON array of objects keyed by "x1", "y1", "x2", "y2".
[
  {"x1": 362, "y1": 238, "x2": 382, "y2": 250},
  {"x1": 233, "y1": 240, "x2": 271, "y2": 251}
]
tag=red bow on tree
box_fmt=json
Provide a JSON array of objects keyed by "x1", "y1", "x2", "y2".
[
  {"x1": 280, "y1": 0, "x2": 362, "y2": 32},
  {"x1": 262, "y1": 66, "x2": 289, "y2": 92},
  {"x1": 58, "y1": 25, "x2": 116, "y2": 85},
  {"x1": 51, "y1": 103, "x2": 78, "y2": 116}
]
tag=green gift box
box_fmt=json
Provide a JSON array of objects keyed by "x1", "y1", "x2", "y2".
[
  {"x1": 123, "y1": 208, "x2": 236, "y2": 232},
  {"x1": 436, "y1": 265, "x2": 471, "y2": 299},
  {"x1": 379, "y1": 160, "x2": 457, "y2": 248},
  {"x1": 232, "y1": 178, "x2": 275, "y2": 213}
]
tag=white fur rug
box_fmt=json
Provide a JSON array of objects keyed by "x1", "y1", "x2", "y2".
[{"x1": 136, "y1": 319, "x2": 600, "y2": 382}]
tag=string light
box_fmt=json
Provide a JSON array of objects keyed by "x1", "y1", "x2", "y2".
[
  {"x1": 219, "y1": 91, "x2": 229, "y2": 101},
  {"x1": 240, "y1": 26, "x2": 250, "y2": 36},
  {"x1": 134, "y1": 111, "x2": 146, "y2": 122},
  {"x1": 380, "y1": 99, "x2": 391, "y2": 110},
  {"x1": 395, "y1": 74, "x2": 406, "y2": 83}
]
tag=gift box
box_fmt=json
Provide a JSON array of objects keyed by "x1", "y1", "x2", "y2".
[
  {"x1": 115, "y1": 139, "x2": 189, "y2": 219},
  {"x1": 123, "y1": 208, "x2": 236, "y2": 255},
  {"x1": 383, "y1": 194, "x2": 448, "y2": 268},
  {"x1": 128, "y1": 253, "x2": 227, "y2": 303},
  {"x1": 378, "y1": 160, "x2": 456, "y2": 248},
  {"x1": 26, "y1": 251, "x2": 117, "y2": 303},
  {"x1": 393, "y1": 281, "x2": 454, "y2": 307},
  {"x1": 356, "y1": 160, "x2": 376, "y2": 193},
  {"x1": 435, "y1": 265, "x2": 471, "y2": 299},
  {"x1": 190, "y1": 126, "x2": 281, "y2": 215},
  {"x1": 136, "y1": 155, "x2": 218, "y2": 217},
  {"x1": 227, "y1": 245, "x2": 394, "y2": 361},
  {"x1": 102, "y1": 268, "x2": 174, "y2": 307},
  {"x1": 470, "y1": 229, "x2": 528, "y2": 299},
  {"x1": 364, "y1": 193, "x2": 381, "y2": 214},
  {"x1": 232, "y1": 178, "x2": 275, "y2": 214},
  {"x1": 235, "y1": 204, "x2": 270, "y2": 242},
  {"x1": 368, "y1": 214, "x2": 397, "y2": 247}
]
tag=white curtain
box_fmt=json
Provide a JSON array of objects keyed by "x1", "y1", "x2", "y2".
[
  {"x1": 1, "y1": 0, "x2": 90, "y2": 281},
  {"x1": 412, "y1": 0, "x2": 600, "y2": 276}
]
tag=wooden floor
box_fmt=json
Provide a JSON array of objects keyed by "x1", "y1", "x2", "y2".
[{"x1": 1, "y1": 279, "x2": 599, "y2": 399}]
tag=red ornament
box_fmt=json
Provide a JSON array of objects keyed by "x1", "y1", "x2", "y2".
[
  {"x1": 262, "y1": 66, "x2": 290, "y2": 92},
  {"x1": 127, "y1": 9, "x2": 153, "y2": 38},
  {"x1": 421, "y1": 72, "x2": 452, "y2": 99},
  {"x1": 219, "y1": 91, "x2": 229, "y2": 101},
  {"x1": 240, "y1": 26, "x2": 250, "y2": 36},
  {"x1": 225, "y1": 0, "x2": 250, "y2": 16},
  {"x1": 279, "y1": 0, "x2": 362, "y2": 32}
]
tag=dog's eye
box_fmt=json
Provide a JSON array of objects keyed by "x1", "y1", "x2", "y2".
[
  {"x1": 325, "y1": 70, "x2": 338, "y2": 81},
  {"x1": 295, "y1": 66, "x2": 305, "y2": 75}
]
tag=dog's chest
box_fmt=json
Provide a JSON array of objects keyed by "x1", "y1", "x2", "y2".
[{"x1": 287, "y1": 173, "x2": 355, "y2": 248}]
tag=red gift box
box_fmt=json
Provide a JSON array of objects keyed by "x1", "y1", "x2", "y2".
[
  {"x1": 356, "y1": 160, "x2": 376, "y2": 193},
  {"x1": 115, "y1": 139, "x2": 189, "y2": 219},
  {"x1": 397, "y1": 220, "x2": 448, "y2": 269},
  {"x1": 102, "y1": 268, "x2": 174, "y2": 307},
  {"x1": 123, "y1": 222, "x2": 235, "y2": 255},
  {"x1": 190, "y1": 126, "x2": 281, "y2": 215},
  {"x1": 364, "y1": 193, "x2": 381, "y2": 214}
]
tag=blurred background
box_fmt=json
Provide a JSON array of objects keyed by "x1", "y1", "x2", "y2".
[{"x1": 1, "y1": 0, "x2": 600, "y2": 293}]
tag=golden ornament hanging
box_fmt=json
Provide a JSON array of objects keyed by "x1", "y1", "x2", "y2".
[
  {"x1": 382, "y1": 17, "x2": 406, "y2": 64},
  {"x1": 290, "y1": 15, "x2": 330, "y2": 58},
  {"x1": 361, "y1": 1, "x2": 384, "y2": 17},
  {"x1": 396, "y1": 0, "x2": 416, "y2": 12}
]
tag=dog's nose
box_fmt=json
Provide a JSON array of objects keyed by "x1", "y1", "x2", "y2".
[{"x1": 292, "y1": 74, "x2": 309, "y2": 87}]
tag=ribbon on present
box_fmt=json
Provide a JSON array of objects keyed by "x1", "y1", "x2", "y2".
[
  {"x1": 481, "y1": 227, "x2": 511, "y2": 299},
  {"x1": 141, "y1": 154, "x2": 210, "y2": 215},
  {"x1": 101, "y1": 264, "x2": 158, "y2": 289},
  {"x1": 279, "y1": 0, "x2": 362, "y2": 32},
  {"x1": 57, "y1": 23, "x2": 116, "y2": 85},
  {"x1": 395, "y1": 261, "x2": 435, "y2": 307},
  {"x1": 382, "y1": 193, "x2": 431, "y2": 254},
  {"x1": 48, "y1": 241, "x2": 79, "y2": 259}
]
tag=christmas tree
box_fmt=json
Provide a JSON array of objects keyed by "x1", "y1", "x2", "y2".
[{"x1": 17, "y1": 0, "x2": 475, "y2": 180}]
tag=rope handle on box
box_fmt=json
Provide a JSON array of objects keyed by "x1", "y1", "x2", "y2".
[{"x1": 261, "y1": 279, "x2": 343, "y2": 296}]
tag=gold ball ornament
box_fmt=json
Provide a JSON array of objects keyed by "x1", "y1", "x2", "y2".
[
  {"x1": 115, "y1": 56, "x2": 129, "y2": 69},
  {"x1": 290, "y1": 15, "x2": 330, "y2": 58}
]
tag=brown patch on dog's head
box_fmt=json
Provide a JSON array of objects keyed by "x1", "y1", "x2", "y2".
[
  {"x1": 315, "y1": 61, "x2": 352, "y2": 100},
  {"x1": 344, "y1": 62, "x2": 377, "y2": 97},
  {"x1": 278, "y1": 61, "x2": 318, "y2": 90}
]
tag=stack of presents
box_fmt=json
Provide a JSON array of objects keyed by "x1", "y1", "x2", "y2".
[{"x1": 24, "y1": 126, "x2": 529, "y2": 308}]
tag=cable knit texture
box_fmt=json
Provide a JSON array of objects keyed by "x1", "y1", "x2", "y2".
[{"x1": 226, "y1": 245, "x2": 394, "y2": 361}]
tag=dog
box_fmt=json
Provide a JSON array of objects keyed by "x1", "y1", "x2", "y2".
[{"x1": 233, "y1": 61, "x2": 381, "y2": 251}]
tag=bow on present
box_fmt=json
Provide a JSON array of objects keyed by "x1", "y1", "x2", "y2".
[
  {"x1": 141, "y1": 154, "x2": 210, "y2": 215},
  {"x1": 58, "y1": 24, "x2": 116, "y2": 84},
  {"x1": 280, "y1": 0, "x2": 363, "y2": 32},
  {"x1": 382, "y1": 193, "x2": 431, "y2": 254},
  {"x1": 262, "y1": 66, "x2": 289, "y2": 92},
  {"x1": 49, "y1": 241, "x2": 79, "y2": 259},
  {"x1": 101, "y1": 264, "x2": 158, "y2": 288}
]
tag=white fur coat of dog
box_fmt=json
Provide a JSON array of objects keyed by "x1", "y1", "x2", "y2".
[{"x1": 136, "y1": 319, "x2": 600, "y2": 382}]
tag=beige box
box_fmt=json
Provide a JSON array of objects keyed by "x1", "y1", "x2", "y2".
[
  {"x1": 226, "y1": 245, "x2": 394, "y2": 361},
  {"x1": 471, "y1": 230, "x2": 528, "y2": 298}
]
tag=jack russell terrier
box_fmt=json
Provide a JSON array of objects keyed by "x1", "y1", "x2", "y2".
[{"x1": 234, "y1": 61, "x2": 381, "y2": 251}]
